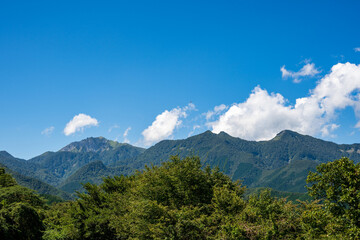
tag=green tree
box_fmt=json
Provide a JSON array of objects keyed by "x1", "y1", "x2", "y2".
[
  {"x1": 0, "y1": 167, "x2": 17, "y2": 187},
  {"x1": 307, "y1": 157, "x2": 360, "y2": 238},
  {"x1": 0, "y1": 167, "x2": 45, "y2": 240}
]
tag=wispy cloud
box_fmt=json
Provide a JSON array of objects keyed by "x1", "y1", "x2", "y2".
[
  {"x1": 142, "y1": 103, "x2": 195, "y2": 146},
  {"x1": 210, "y1": 62, "x2": 360, "y2": 140},
  {"x1": 188, "y1": 125, "x2": 201, "y2": 137},
  {"x1": 205, "y1": 104, "x2": 228, "y2": 120},
  {"x1": 123, "y1": 127, "x2": 131, "y2": 143},
  {"x1": 108, "y1": 124, "x2": 120, "y2": 133},
  {"x1": 355, "y1": 47, "x2": 360, "y2": 52},
  {"x1": 281, "y1": 62, "x2": 320, "y2": 83},
  {"x1": 41, "y1": 126, "x2": 54, "y2": 136},
  {"x1": 64, "y1": 113, "x2": 99, "y2": 136}
]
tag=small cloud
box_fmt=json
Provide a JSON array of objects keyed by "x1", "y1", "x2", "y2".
[
  {"x1": 108, "y1": 124, "x2": 120, "y2": 133},
  {"x1": 123, "y1": 127, "x2": 131, "y2": 143},
  {"x1": 321, "y1": 124, "x2": 339, "y2": 137},
  {"x1": 142, "y1": 103, "x2": 195, "y2": 146},
  {"x1": 188, "y1": 125, "x2": 201, "y2": 137},
  {"x1": 354, "y1": 47, "x2": 360, "y2": 52},
  {"x1": 183, "y1": 102, "x2": 196, "y2": 111},
  {"x1": 205, "y1": 104, "x2": 228, "y2": 120},
  {"x1": 281, "y1": 62, "x2": 320, "y2": 83},
  {"x1": 41, "y1": 126, "x2": 54, "y2": 136},
  {"x1": 64, "y1": 113, "x2": 99, "y2": 136}
]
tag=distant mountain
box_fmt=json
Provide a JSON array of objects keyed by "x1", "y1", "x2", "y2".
[
  {"x1": 3, "y1": 131, "x2": 360, "y2": 195},
  {"x1": 0, "y1": 151, "x2": 59, "y2": 186},
  {"x1": 26, "y1": 138, "x2": 145, "y2": 186},
  {"x1": 59, "y1": 136, "x2": 125, "y2": 153},
  {"x1": 0, "y1": 151, "x2": 39, "y2": 177},
  {"x1": 28, "y1": 151, "x2": 100, "y2": 185},
  {"x1": 132, "y1": 130, "x2": 360, "y2": 192},
  {"x1": 0, "y1": 138, "x2": 144, "y2": 198},
  {"x1": 0, "y1": 162, "x2": 71, "y2": 200},
  {"x1": 59, "y1": 161, "x2": 131, "y2": 193}
]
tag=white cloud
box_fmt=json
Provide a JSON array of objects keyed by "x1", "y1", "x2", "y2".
[
  {"x1": 64, "y1": 114, "x2": 99, "y2": 136},
  {"x1": 188, "y1": 125, "x2": 201, "y2": 137},
  {"x1": 205, "y1": 104, "x2": 228, "y2": 120},
  {"x1": 108, "y1": 124, "x2": 119, "y2": 133},
  {"x1": 211, "y1": 62, "x2": 360, "y2": 141},
  {"x1": 321, "y1": 124, "x2": 340, "y2": 137},
  {"x1": 142, "y1": 103, "x2": 195, "y2": 146},
  {"x1": 281, "y1": 62, "x2": 320, "y2": 83},
  {"x1": 123, "y1": 127, "x2": 131, "y2": 143},
  {"x1": 41, "y1": 126, "x2": 54, "y2": 135},
  {"x1": 354, "y1": 47, "x2": 360, "y2": 52}
]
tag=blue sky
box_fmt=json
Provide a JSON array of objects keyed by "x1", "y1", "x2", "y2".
[{"x1": 1, "y1": 0, "x2": 360, "y2": 159}]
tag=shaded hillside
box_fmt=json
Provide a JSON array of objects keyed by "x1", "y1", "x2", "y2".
[
  {"x1": 27, "y1": 138, "x2": 144, "y2": 185},
  {"x1": 59, "y1": 161, "x2": 131, "y2": 193},
  {"x1": 251, "y1": 159, "x2": 319, "y2": 192},
  {"x1": 0, "y1": 162, "x2": 71, "y2": 200},
  {"x1": 0, "y1": 151, "x2": 59, "y2": 185},
  {"x1": 28, "y1": 151, "x2": 100, "y2": 185}
]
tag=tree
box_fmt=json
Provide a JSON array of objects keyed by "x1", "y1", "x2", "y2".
[
  {"x1": 0, "y1": 167, "x2": 45, "y2": 240},
  {"x1": 307, "y1": 157, "x2": 360, "y2": 237}
]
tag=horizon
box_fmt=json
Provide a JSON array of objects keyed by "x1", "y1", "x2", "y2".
[{"x1": 1, "y1": 1, "x2": 360, "y2": 159}]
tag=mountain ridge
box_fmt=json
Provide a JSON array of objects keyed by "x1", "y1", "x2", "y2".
[
  {"x1": 59, "y1": 136, "x2": 130, "y2": 153},
  {"x1": 2, "y1": 130, "x2": 360, "y2": 195}
]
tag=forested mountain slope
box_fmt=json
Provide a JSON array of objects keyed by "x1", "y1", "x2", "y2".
[
  {"x1": 2, "y1": 130, "x2": 360, "y2": 194},
  {"x1": 132, "y1": 130, "x2": 360, "y2": 191}
]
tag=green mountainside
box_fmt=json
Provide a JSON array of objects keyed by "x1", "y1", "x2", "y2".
[
  {"x1": 132, "y1": 130, "x2": 360, "y2": 192},
  {"x1": 27, "y1": 138, "x2": 145, "y2": 186},
  {"x1": 1, "y1": 130, "x2": 360, "y2": 197},
  {"x1": 59, "y1": 136, "x2": 126, "y2": 153},
  {"x1": 0, "y1": 162, "x2": 71, "y2": 200},
  {"x1": 0, "y1": 138, "x2": 144, "y2": 198},
  {"x1": 59, "y1": 161, "x2": 131, "y2": 193}
]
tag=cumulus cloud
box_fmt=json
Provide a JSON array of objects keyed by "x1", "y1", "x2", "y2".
[
  {"x1": 41, "y1": 126, "x2": 54, "y2": 135},
  {"x1": 205, "y1": 104, "x2": 228, "y2": 120},
  {"x1": 281, "y1": 62, "x2": 320, "y2": 83},
  {"x1": 142, "y1": 103, "x2": 195, "y2": 146},
  {"x1": 123, "y1": 127, "x2": 131, "y2": 143},
  {"x1": 211, "y1": 62, "x2": 360, "y2": 141},
  {"x1": 64, "y1": 114, "x2": 99, "y2": 136},
  {"x1": 354, "y1": 47, "x2": 360, "y2": 52}
]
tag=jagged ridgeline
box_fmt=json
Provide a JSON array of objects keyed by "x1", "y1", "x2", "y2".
[{"x1": 1, "y1": 130, "x2": 360, "y2": 197}]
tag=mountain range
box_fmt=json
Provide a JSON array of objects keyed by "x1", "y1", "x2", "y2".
[{"x1": 1, "y1": 130, "x2": 360, "y2": 198}]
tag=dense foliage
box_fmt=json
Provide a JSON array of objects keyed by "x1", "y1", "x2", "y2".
[
  {"x1": 0, "y1": 167, "x2": 45, "y2": 240},
  {"x1": 307, "y1": 157, "x2": 360, "y2": 238},
  {"x1": 2, "y1": 156, "x2": 360, "y2": 239}
]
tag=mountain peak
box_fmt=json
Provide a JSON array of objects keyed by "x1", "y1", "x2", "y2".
[
  {"x1": 203, "y1": 130, "x2": 215, "y2": 135},
  {"x1": 218, "y1": 131, "x2": 231, "y2": 137},
  {"x1": 0, "y1": 151, "x2": 14, "y2": 159},
  {"x1": 271, "y1": 130, "x2": 303, "y2": 141},
  {"x1": 59, "y1": 137, "x2": 123, "y2": 153}
]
